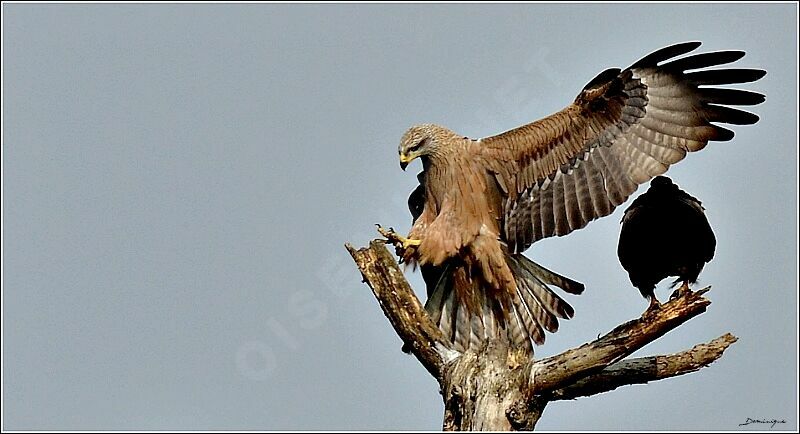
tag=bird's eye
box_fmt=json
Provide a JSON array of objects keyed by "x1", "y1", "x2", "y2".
[{"x1": 409, "y1": 139, "x2": 427, "y2": 152}]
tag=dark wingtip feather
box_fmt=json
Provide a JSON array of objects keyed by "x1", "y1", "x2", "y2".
[
  {"x1": 663, "y1": 51, "x2": 746, "y2": 72},
  {"x1": 630, "y1": 41, "x2": 702, "y2": 68},
  {"x1": 712, "y1": 126, "x2": 736, "y2": 142},
  {"x1": 687, "y1": 68, "x2": 767, "y2": 86},
  {"x1": 701, "y1": 88, "x2": 766, "y2": 106},
  {"x1": 705, "y1": 104, "x2": 761, "y2": 125},
  {"x1": 582, "y1": 68, "x2": 622, "y2": 91}
]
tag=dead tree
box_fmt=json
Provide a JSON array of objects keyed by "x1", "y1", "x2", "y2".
[{"x1": 345, "y1": 239, "x2": 737, "y2": 431}]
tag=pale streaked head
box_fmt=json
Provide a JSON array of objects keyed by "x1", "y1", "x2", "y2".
[{"x1": 397, "y1": 124, "x2": 447, "y2": 170}]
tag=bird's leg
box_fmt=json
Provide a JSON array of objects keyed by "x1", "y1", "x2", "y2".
[
  {"x1": 403, "y1": 238, "x2": 422, "y2": 249},
  {"x1": 670, "y1": 281, "x2": 692, "y2": 300},
  {"x1": 376, "y1": 225, "x2": 421, "y2": 250},
  {"x1": 644, "y1": 295, "x2": 661, "y2": 316}
]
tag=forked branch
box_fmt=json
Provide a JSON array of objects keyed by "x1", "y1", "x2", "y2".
[
  {"x1": 346, "y1": 239, "x2": 736, "y2": 430},
  {"x1": 548, "y1": 333, "x2": 738, "y2": 401},
  {"x1": 527, "y1": 286, "x2": 714, "y2": 395}
]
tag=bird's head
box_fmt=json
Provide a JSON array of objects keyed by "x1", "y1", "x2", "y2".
[
  {"x1": 397, "y1": 124, "x2": 448, "y2": 170},
  {"x1": 650, "y1": 176, "x2": 673, "y2": 188},
  {"x1": 649, "y1": 176, "x2": 679, "y2": 193}
]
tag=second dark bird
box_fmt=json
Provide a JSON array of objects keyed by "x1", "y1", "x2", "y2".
[{"x1": 617, "y1": 176, "x2": 716, "y2": 312}]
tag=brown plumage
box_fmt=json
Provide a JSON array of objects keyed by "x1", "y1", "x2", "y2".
[{"x1": 398, "y1": 42, "x2": 765, "y2": 353}]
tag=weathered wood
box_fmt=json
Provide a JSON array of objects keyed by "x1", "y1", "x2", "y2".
[
  {"x1": 549, "y1": 333, "x2": 738, "y2": 401},
  {"x1": 346, "y1": 239, "x2": 737, "y2": 430},
  {"x1": 345, "y1": 240, "x2": 457, "y2": 380},
  {"x1": 442, "y1": 344, "x2": 532, "y2": 431},
  {"x1": 527, "y1": 287, "x2": 713, "y2": 395}
]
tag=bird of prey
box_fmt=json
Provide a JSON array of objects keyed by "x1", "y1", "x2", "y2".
[
  {"x1": 617, "y1": 176, "x2": 716, "y2": 312},
  {"x1": 389, "y1": 42, "x2": 764, "y2": 353}
]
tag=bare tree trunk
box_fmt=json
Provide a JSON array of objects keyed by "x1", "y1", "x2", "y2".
[
  {"x1": 346, "y1": 240, "x2": 737, "y2": 431},
  {"x1": 441, "y1": 343, "x2": 544, "y2": 431}
]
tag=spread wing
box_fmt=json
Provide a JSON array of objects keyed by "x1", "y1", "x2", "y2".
[{"x1": 478, "y1": 42, "x2": 765, "y2": 253}]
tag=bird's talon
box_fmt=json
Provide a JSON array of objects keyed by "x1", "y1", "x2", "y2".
[
  {"x1": 644, "y1": 297, "x2": 661, "y2": 316},
  {"x1": 375, "y1": 224, "x2": 396, "y2": 240},
  {"x1": 376, "y1": 224, "x2": 419, "y2": 251},
  {"x1": 670, "y1": 282, "x2": 692, "y2": 300}
]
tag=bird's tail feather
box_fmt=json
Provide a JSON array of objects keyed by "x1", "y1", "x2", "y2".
[{"x1": 423, "y1": 254, "x2": 583, "y2": 353}]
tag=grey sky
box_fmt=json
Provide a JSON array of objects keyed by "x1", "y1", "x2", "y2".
[{"x1": 2, "y1": 3, "x2": 797, "y2": 431}]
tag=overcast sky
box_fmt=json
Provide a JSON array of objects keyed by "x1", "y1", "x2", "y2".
[{"x1": 3, "y1": 3, "x2": 797, "y2": 431}]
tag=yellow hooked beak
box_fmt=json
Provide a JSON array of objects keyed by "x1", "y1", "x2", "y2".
[{"x1": 399, "y1": 152, "x2": 417, "y2": 171}]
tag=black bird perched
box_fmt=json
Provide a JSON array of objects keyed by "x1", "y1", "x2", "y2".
[{"x1": 617, "y1": 176, "x2": 716, "y2": 311}]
